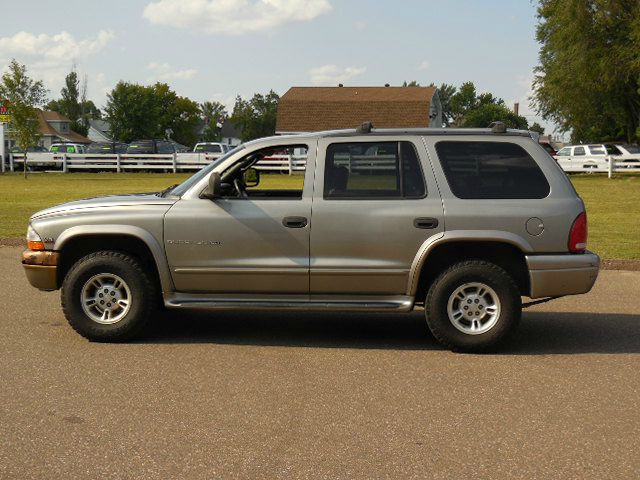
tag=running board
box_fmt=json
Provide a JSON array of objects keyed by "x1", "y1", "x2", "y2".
[{"x1": 164, "y1": 293, "x2": 414, "y2": 312}]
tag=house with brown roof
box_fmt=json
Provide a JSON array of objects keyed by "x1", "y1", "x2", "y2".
[
  {"x1": 36, "y1": 111, "x2": 91, "y2": 149},
  {"x1": 276, "y1": 86, "x2": 442, "y2": 134}
]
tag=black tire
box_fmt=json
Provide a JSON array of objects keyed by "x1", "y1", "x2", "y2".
[
  {"x1": 425, "y1": 260, "x2": 521, "y2": 353},
  {"x1": 61, "y1": 251, "x2": 157, "y2": 342}
]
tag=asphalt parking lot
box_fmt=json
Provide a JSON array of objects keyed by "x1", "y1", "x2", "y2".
[{"x1": 1, "y1": 245, "x2": 639, "y2": 479}]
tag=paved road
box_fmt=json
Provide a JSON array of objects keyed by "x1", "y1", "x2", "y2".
[{"x1": 1, "y1": 246, "x2": 639, "y2": 479}]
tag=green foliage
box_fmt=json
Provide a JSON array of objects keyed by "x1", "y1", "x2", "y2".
[
  {"x1": 402, "y1": 80, "x2": 420, "y2": 87},
  {"x1": 231, "y1": 90, "x2": 279, "y2": 141},
  {"x1": 45, "y1": 68, "x2": 102, "y2": 137},
  {"x1": 436, "y1": 81, "x2": 528, "y2": 129},
  {"x1": 0, "y1": 60, "x2": 47, "y2": 177},
  {"x1": 432, "y1": 83, "x2": 457, "y2": 126},
  {"x1": 533, "y1": 0, "x2": 640, "y2": 143},
  {"x1": 529, "y1": 122, "x2": 545, "y2": 135},
  {"x1": 461, "y1": 102, "x2": 528, "y2": 129},
  {"x1": 201, "y1": 101, "x2": 227, "y2": 142},
  {"x1": 105, "y1": 82, "x2": 201, "y2": 145}
]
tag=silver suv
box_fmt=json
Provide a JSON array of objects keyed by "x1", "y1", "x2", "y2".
[{"x1": 22, "y1": 124, "x2": 599, "y2": 352}]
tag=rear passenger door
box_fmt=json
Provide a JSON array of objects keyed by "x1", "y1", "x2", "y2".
[{"x1": 310, "y1": 136, "x2": 444, "y2": 295}]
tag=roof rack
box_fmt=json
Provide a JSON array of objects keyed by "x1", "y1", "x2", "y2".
[
  {"x1": 489, "y1": 121, "x2": 507, "y2": 134},
  {"x1": 356, "y1": 121, "x2": 374, "y2": 134}
]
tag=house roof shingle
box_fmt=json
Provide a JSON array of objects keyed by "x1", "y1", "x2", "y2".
[
  {"x1": 36, "y1": 110, "x2": 91, "y2": 144},
  {"x1": 276, "y1": 86, "x2": 437, "y2": 133}
]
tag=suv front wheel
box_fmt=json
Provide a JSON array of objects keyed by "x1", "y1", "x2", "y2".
[
  {"x1": 425, "y1": 260, "x2": 521, "y2": 352},
  {"x1": 61, "y1": 251, "x2": 157, "y2": 342}
]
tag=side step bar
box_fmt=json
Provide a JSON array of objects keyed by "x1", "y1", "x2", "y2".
[{"x1": 164, "y1": 293, "x2": 414, "y2": 313}]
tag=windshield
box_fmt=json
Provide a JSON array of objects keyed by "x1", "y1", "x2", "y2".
[
  {"x1": 167, "y1": 144, "x2": 245, "y2": 196},
  {"x1": 623, "y1": 145, "x2": 640, "y2": 154},
  {"x1": 195, "y1": 144, "x2": 222, "y2": 153}
]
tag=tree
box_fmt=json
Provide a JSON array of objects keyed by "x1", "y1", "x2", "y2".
[
  {"x1": 104, "y1": 81, "x2": 201, "y2": 145},
  {"x1": 200, "y1": 101, "x2": 227, "y2": 142},
  {"x1": 231, "y1": 91, "x2": 279, "y2": 141},
  {"x1": 0, "y1": 60, "x2": 47, "y2": 178},
  {"x1": 533, "y1": 0, "x2": 640, "y2": 143},
  {"x1": 461, "y1": 102, "x2": 529, "y2": 129},
  {"x1": 402, "y1": 80, "x2": 421, "y2": 87},
  {"x1": 529, "y1": 122, "x2": 545, "y2": 135},
  {"x1": 44, "y1": 68, "x2": 93, "y2": 136},
  {"x1": 430, "y1": 82, "x2": 457, "y2": 126}
]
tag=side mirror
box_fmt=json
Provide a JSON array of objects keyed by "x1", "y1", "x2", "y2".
[
  {"x1": 243, "y1": 167, "x2": 260, "y2": 187},
  {"x1": 203, "y1": 172, "x2": 222, "y2": 199}
]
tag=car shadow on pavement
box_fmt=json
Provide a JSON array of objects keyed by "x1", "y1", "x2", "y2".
[{"x1": 140, "y1": 310, "x2": 640, "y2": 354}]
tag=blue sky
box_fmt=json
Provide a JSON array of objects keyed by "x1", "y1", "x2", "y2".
[{"x1": 0, "y1": 0, "x2": 549, "y2": 130}]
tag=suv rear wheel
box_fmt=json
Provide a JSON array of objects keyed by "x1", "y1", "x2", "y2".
[
  {"x1": 61, "y1": 251, "x2": 157, "y2": 342},
  {"x1": 425, "y1": 260, "x2": 521, "y2": 352}
]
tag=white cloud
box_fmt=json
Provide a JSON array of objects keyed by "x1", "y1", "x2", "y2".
[
  {"x1": 143, "y1": 0, "x2": 332, "y2": 35},
  {"x1": 0, "y1": 30, "x2": 114, "y2": 64},
  {"x1": 147, "y1": 62, "x2": 198, "y2": 81},
  {"x1": 417, "y1": 60, "x2": 430, "y2": 71},
  {"x1": 310, "y1": 64, "x2": 366, "y2": 85},
  {"x1": 0, "y1": 30, "x2": 115, "y2": 98}
]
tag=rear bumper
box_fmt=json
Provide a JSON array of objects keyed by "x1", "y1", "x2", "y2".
[
  {"x1": 525, "y1": 252, "x2": 600, "y2": 299},
  {"x1": 22, "y1": 250, "x2": 59, "y2": 291}
]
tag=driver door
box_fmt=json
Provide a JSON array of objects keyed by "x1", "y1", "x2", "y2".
[{"x1": 164, "y1": 143, "x2": 314, "y2": 294}]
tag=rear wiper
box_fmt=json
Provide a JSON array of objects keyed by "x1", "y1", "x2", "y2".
[{"x1": 158, "y1": 184, "x2": 179, "y2": 197}]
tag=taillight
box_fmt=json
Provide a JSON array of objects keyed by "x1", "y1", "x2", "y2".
[{"x1": 568, "y1": 212, "x2": 588, "y2": 253}]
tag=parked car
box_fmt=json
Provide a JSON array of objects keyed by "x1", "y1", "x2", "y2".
[
  {"x1": 553, "y1": 144, "x2": 610, "y2": 172},
  {"x1": 608, "y1": 144, "x2": 640, "y2": 166},
  {"x1": 7, "y1": 145, "x2": 48, "y2": 170},
  {"x1": 193, "y1": 142, "x2": 227, "y2": 154},
  {"x1": 21, "y1": 123, "x2": 599, "y2": 352},
  {"x1": 10, "y1": 145, "x2": 48, "y2": 154},
  {"x1": 126, "y1": 139, "x2": 177, "y2": 155},
  {"x1": 85, "y1": 142, "x2": 128, "y2": 154},
  {"x1": 49, "y1": 143, "x2": 86, "y2": 154}
]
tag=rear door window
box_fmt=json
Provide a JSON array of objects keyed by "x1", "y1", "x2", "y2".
[
  {"x1": 573, "y1": 147, "x2": 586, "y2": 156},
  {"x1": 588, "y1": 145, "x2": 606, "y2": 155},
  {"x1": 435, "y1": 141, "x2": 550, "y2": 199},
  {"x1": 324, "y1": 141, "x2": 426, "y2": 199}
]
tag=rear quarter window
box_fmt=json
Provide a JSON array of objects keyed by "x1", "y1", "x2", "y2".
[{"x1": 435, "y1": 141, "x2": 550, "y2": 200}]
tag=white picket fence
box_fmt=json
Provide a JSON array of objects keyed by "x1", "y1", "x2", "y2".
[
  {"x1": 555, "y1": 157, "x2": 640, "y2": 178},
  {"x1": 5, "y1": 152, "x2": 308, "y2": 175}
]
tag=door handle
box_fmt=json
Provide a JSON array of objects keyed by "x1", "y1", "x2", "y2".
[
  {"x1": 414, "y1": 217, "x2": 439, "y2": 229},
  {"x1": 282, "y1": 216, "x2": 308, "y2": 228}
]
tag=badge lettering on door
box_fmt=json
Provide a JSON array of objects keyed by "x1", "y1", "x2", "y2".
[{"x1": 167, "y1": 240, "x2": 223, "y2": 246}]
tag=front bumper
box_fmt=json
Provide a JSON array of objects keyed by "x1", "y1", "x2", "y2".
[
  {"x1": 525, "y1": 252, "x2": 600, "y2": 299},
  {"x1": 22, "y1": 250, "x2": 59, "y2": 291}
]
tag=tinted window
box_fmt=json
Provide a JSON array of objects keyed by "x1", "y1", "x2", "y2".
[
  {"x1": 157, "y1": 141, "x2": 175, "y2": 154},
  {"x1": 574, "y1": 147, "x2": 585, "y2": 156},
  {"x1": 127, "y1": 141, "x2": 154, "y2": 154},
  {"x1": 324, "y1": 141, "x2": 426, "y2": 199},
  {"x1": 435, "y1": 141, "x2": 550, "y2": 200},
  {"x1": 86, "y1": 143, "x2": 113, "y2": 154},
  {"x1": 588, "y1": 145, "x2": 606, "y2": 155},
  {"x1": 623, "y1": 145, "x2": 640, "y2": 154}
]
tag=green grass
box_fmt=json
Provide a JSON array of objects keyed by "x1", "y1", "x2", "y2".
[
  {"x1": 569, "y1": 174, "x2": 640, "y2": 260},
  {"x1": 1, "y1": 172, "x2": 639, "y2": 260}
]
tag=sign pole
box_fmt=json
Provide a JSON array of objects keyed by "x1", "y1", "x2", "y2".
[{"x1": 0, "y1": 122, "x2": 5, "y2": 173}]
